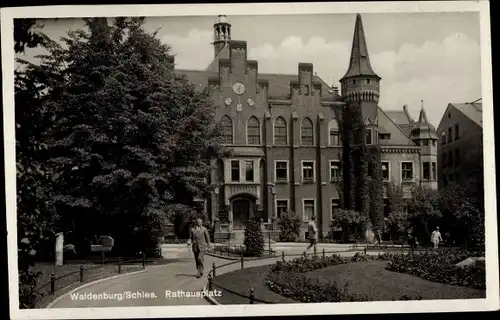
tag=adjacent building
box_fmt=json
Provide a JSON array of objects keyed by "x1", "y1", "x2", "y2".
[
  {"x1": 175, "y1": 14, "x2": 439, "y2": 241},
  {"x1": 437, "y1": 99, "x2": 483, "y2": 188}
]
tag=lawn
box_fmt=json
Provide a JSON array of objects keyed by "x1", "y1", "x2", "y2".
[{"x1": 211, "y1": 260, "x2": 485, "y2": 304}]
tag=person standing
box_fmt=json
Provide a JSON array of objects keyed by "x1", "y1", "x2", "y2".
[
  {"x1": 187, "y1": 218, "x2": 211, "y2": 278},
  {"x1": 305, "y1": 215, "x2": 318, "y2": 256},
  {"x1": 431, "y1": 227, "x2": 442, "y2": 250}
]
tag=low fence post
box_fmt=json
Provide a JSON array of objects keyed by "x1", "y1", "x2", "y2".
[
  {"x1": 281, "y1": 251, "x2": 285, "y2": 262},
  {"x1": 79, "y1": 264, "x2": 84, "y2": 282},
  {"x1": 249, "y1": 288, "x2": 255, "y2": 304},
  {"x1": 363, "y1": 247, "x2": 367, "y2": 255},
  {"x1": 240, "y1": 253, "x2": 244, "y2": 269},
  {"x1": 322, "y1": 248, "x2": 325, "y2": 258},
  {"x1": 208, "y1": 273, "x2": 213, "y2": 291},
  {"x1": 212, "y1": 262, "x2": 216, "y2": 278},
  {"x1": 268, "y1": 232, "x2": 271, "y2": 254},
  {"x1": 142, "y1": 252, "x2": 146, "y2": 268},
  {"x1": 101, "y1": 252, "x2": 105, "y2": 265},
  {"x1": 50, "y1": 273, "x2": 55, "y2": 295},
  {"x1": 118, "y1": 257, "x2": 122, "y2": 274}
]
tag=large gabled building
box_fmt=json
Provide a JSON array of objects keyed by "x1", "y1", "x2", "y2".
[
  {"x1": 437, "y1": 99, "x2": 483, "y2": 188},
  {"x1": 175, "y1": 14, "x2": 438, "y2": 241}
]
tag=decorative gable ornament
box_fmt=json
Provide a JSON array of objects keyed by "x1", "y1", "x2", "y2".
[
  {"x1": 247, "y1": 98, "x2": 255, "y2": 107},
  {"x1": 236, "y1": 104, "x2": 243, "y2": 112},
  {"x1": 225, "y1": 97, "x2": 233, "y2": 106}
]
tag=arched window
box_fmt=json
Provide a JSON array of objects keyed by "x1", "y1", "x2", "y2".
[
  {"x1": 247, "y1": 116, "x2": 261, "y2": 145},
  {"x1": 274, "y1": 117, "x2": 287, "y2": 145},
  {"x1": 301, "y1": 118, "x2": 314, "y2": 146},
  {"x1": 218, "y1": 115, "x2": 233, "y2": 144},
  {"x1": 328, "y1": 119, "x2": 340, "y2": 146}
]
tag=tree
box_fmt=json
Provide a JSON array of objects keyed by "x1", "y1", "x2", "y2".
[
  {"x1": 406, "y1": 186, "x2": 441, "y2": 245},
  {"x1": 330, "y1": 209, "x2": 367, "y2": 242},
  {"x1": 17, "y1": 17, "x2": 229, "y2": 258},
  {"x1": 15, "y1": 18, "x2": 56, "y2": 309}
]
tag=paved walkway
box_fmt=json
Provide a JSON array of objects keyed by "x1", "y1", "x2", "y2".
[{"x1": 49, "y1": 250, "x2": 377, "y2": 308}]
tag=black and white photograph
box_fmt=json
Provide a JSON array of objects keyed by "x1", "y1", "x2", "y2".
[{"x1": 2, "y1": 1, "x2": 498, "y2": 319}]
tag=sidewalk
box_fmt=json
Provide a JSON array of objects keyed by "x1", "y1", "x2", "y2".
[{"x1": 48, "y1": 250, "x2": 381, "y2": 308}]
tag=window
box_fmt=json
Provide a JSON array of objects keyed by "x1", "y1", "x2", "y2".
[
  {"x1": 455, "y1": 149, "x2": 460, "y2": 165},
  {"x1": 401, "y1": 162, "x2": 413, "y2": 181},
  {"x1": 432, "y1": 140, "x2": 436, "y2": 147},
  {"x1": 302, "y1": 161, "x2": 315, "y2": 183},
  {"x1": 422, "y1": 140, "x2": 429, "y2": 146},
  {"x1": 432, "y1": 162, "x2": 437, "y2": 180},
  {"x1": 245, "y1": 161, "x2": 254, "y2": 182},
  {"x1": 423, "y1": 162, "x2": 430, "y2": 180},
  {"x1": 301, "y1": 118, "x2": 313, "y2": 145},
  {"x1": 219, "y1": 116, "x2": 233, "y2": 144},
  {"x1": 304, "y1": 85, "x2": 310, "y2": 95},
  {"x1": 247, "y1": 116, "x2": 260, "y2": 145},
  {"x1": 366, "y1": 79, "x2": 371, "y2": 84},
  {"x1": 303, "y1": 199, "x2": 315, "y2": 221},
  {"x1": 330, "y1": 130, "x2": 340, "y2": 146},
  {"x1": 380, "y1": 133, "x2": 391, "y2": 140},
  {"x1": 276, "y1": 200, "x2": 288, "y2": 218},
  {"x1": 275, "y1": 161, "x2": 288, "y2": 182},
  {"x1": 455, "y1": 124, "x2": 460, "y2": 140},
  {"x1": 330, "y1": 160, "x2": 341, "y2": 181},
  {"x1": 231, "y1": 160, "x2": 240, "y2": 182},
  {"x1": 447, "y1": 127, "x2": 452, "y2": 143},
  {"x1": 331, "y1": 199, "x2": 340, "y2": 219},
  {"x1": 352, "y1": 79, "x2": 357, "y2": 85},
  {"x1": 365, "y1": 128, "x2": 372, "y2": 145},
  {"x1": 381, "y1": 161, "x2": 390, "y2": 180},
  {"x1": 274, "y1": 117, "x2": 287, "y2": 145},
  {"x1": 441, "y1": 132, "x2": 446, "y2": 145}
]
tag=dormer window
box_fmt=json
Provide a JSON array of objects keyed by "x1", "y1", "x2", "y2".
[
  {"x1": 366, "y1": 79, "x2": 371, "y2": 84},
  {"x1": 352, "y1": 79, "x2": 357, "y2": 85}
]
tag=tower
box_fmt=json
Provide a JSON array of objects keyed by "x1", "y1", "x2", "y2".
[
  {"x1": 410, "y1": 101, "x2": 439, "y2": 190},
  {"x1": 340, "y1": 13, "x2": 381, "y2": 140},
  {"x1": 213, "y1": 15, "x2": 231, "y2": 57}
]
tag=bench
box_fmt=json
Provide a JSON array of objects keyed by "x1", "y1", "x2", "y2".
[{"x1": 90, "y1": 235, "x2": 114, "y2": 253}]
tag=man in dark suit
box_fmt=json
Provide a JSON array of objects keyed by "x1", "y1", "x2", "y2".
[{"x1": 187, "y1": 218, "x2": 211, "y2": 278}]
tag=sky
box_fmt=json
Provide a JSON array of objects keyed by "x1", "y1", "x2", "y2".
[{"x1": 18, "y1": 12, "x2": 482, "y2": 127}]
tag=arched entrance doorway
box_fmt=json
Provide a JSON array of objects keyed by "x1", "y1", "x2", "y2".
[{"x1": 231, "y1": 195, "x2": 256, "y2": 230}]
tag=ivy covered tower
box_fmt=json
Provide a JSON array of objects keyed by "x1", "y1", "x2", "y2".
[
  {"x1": 213, "y1": 14, "x2": 231, "y2": 57},
  {"x1": 411, "y1": 101, "x2": 439, "y2": 190},
  {"x1": 340, "y1": 13, "x2": 381, "y2": 143}
]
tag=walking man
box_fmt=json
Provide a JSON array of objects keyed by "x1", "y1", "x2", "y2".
[
  {"x1": 305, "y1": 215, "x2": 318, "y2": 256},
  {"x1": 187, "y1": 218, "x2": 211, "y2": 278},
  {"x1": 431, "y1": 227, "x2": 443, "y2": 250}
]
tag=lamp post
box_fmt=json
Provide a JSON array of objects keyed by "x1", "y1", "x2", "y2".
[
  {"x1": 214, "y1": 187, "x2": 220, "y2": 231},
  {"x1": 270, "y1": 186, "x2": 276, "y2": 230}
]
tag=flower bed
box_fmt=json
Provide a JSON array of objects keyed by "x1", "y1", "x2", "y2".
[
  {"x1": 264, "y1": 253, "x2": 424, "y2": 302},
  {"x1": 385, "y1": 251, "x2": 486, "y2": 289},
  {"x1": 265, "y1": 251, "x2": 485, "y2": 303}
]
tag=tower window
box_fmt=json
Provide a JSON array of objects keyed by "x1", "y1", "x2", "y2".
[
  {"x1": 423, "y1": 162, "x2": 430, "y2": 180},
  {"x1": 366, "y1": 79, "x2": 371, "y2": 84},
  {"x1": 365, "y1": 129, "x2": 372, "y2": 145},
  {"x1": 422, "y1": 140, "x2": 429, "y2": 146},
  {"x1": 352, "y1": 79, "x2": 357, "y2": 85}
]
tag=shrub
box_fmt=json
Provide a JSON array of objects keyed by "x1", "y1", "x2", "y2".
[
  {"x1": 385, "y1": 250, "x2": 485, "y2": 289},
  {"x1": 278, "y1": 211, "x2": 301, "y2": 242},
  {"x1": 243, "y1": 218, "x2": 264, "y2": 257},
  {"x1": 330, "y1": 209, "x2": 367, "y2": 242}
]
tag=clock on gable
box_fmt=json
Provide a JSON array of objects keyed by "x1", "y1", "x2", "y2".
[{"x1": 232, "y1": 82, "x2": 246, "y2": 95}]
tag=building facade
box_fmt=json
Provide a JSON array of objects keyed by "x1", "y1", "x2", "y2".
[
  {"x1": 437, "y1": 99, "x2": 483, "y2": 188},
  {"x1": 176, "y1": 14, "x2": 438, "y2": 241}
]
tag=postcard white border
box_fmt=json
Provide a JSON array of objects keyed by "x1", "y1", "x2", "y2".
[{"x1": 2, "y1": 1, "x2": 498, "y2": 319}]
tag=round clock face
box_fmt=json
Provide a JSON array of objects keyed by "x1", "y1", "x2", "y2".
[{"x1": 232, "y1": 82, "x2": 246, "y2": 95}]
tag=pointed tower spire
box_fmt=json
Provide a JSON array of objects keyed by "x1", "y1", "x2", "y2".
[
  {"x1": 341, "y1": 13, "x2": 380, "y2": 80},
  {"x1": 418, "y1": 100, "x2": 429, "y2": 123},
  {"x1": 411, "y1": 100, "x2": 438, "y2": 140}
]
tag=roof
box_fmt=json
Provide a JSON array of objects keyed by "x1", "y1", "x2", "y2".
[
  {"x1": 410, "y1": 107, "x2": 438, "y2": 140},
  {"x1": 176, "y1": 69, "x2": 342, "y2": 100},
  {"x1": 341, "y1": 13, "x2": 379, "y2": 80},
  {"x1": 205, "y1": 42, "x2": 230, "y2": 73},
  {"x1": 450, "y1": 102, "x2": 483, "y2": 127},
  {"x1": 377, "y1": 107, "x2": 417, "y2": 146}
]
